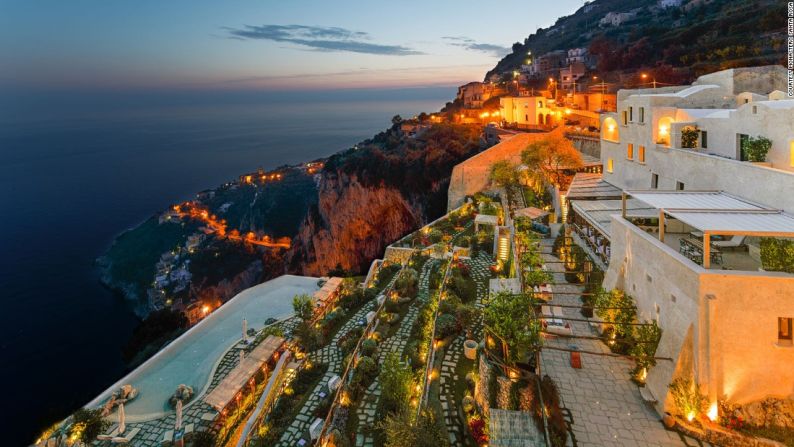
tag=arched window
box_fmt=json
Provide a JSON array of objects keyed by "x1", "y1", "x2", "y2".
[{"x1": 602, "y1": 117, "x2": 619, "y2": 142}]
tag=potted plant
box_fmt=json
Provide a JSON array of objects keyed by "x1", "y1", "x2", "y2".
[{"x1": 741, "y1": 135, "x2": 772, "y2": 165}]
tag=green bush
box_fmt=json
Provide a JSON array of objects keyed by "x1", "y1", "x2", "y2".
[
  {"x1": 351, "y1": 356, "x2": 379, "y2": 392},
  {"x1": 435, "y1": 313, "x2": 458, "y2": 339},
  {"x1": 760, "y1": 238, "x2": 794, "y2": 273},
  {"x1": 394, "y1": 267, "x2": 419, "y2": 298},
  {"x1": 681, "y1": 127, "x2": 699, "y2": 148},
  {"x1": 742, "y1": 135, "x2": 772, "y2": 162},
  {"x1": 361, "y1": 338, "x2": 378, "y2": 357},
  {"x1": 428, "y1": 229, "x2": 443, "y2": 244}
]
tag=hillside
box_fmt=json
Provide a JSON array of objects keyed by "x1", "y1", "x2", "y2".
[{"x1": 488, "y1": 0, "x2": 788, "y2": 83}]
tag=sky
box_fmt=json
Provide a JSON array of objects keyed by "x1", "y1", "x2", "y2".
[{"x1": 0, "y1": 0, "x2": 586, "y2": 92}]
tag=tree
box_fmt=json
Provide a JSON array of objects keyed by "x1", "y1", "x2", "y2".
[
  {"x1": 69, "y1": 408, "x2": 109, "y2": 444},
  {"x1": 483, "y1": 291, "x2": 539, "y2": 366},
  {"x1": 391, "y1": 115, "x2": 403, "y2": 126},
  {"x1": 292, "y1": 294, "x2": 314, "y2": 322},
  {"x1": 489, "y1": 160, "x2": 520, "y2": 191},
  {"x1": 379, "y1": 352, "x2": 413, "y2": 415},
  {"x1": 521, "y1": 133, "x2": 583, "y2": 188}
]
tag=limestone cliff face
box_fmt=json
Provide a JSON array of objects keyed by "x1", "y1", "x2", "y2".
[
  {"x1": 193, "y1": 260, "x2": 263, "y2": 304},
  {"x1": 288, "y1": 170, "x2": 443, "y2": 276}
]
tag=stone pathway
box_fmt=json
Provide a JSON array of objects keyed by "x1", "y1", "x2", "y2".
[
  {"x1": 538, "y1": 237, "x2": 686, "y2": 447},
  {"x1": 276, "y1": 297, "x2": 380, "y2": 446},
  {"x1": 438, "y1": 252, "x2": 492, "y2": 447},
  {"x1": 353, "y1": 260, "x2": 437, "y2": 447}
]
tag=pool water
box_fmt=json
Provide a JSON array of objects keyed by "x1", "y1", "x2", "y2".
[{"x1": 87, "y1": 275, "x2": 319, "y2": 421}]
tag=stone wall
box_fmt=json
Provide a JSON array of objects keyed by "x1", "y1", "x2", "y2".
[
  {"x1": 475, "y1": 356, "x2": 536, "y2": 417},
  {"x1": 383, "y1": 247, "x2": 415, "y2": 265},
  {"x1": 568, "y1": 134, "x2": 601, "y2": 159},
  {"x1": 675, "y1": 420, "x2": 787, "y2": 447},
  {"x1": 447, "y1": 130, "x2": 561, "y2": 211},
  {"x1": 605, "y1": 216, "x2": 794, "y2": 413}
]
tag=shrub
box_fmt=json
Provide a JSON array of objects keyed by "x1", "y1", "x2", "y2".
[
  {"x1": 378, "y1": 352, "x2": 412, "y2": 416},
  {"x1": 540, "y1": 375, "x2": 567, "y2": 447},
  {"x1": 435, "y1": 313, "x2": 458, "y2": 339},
  {"x1": 681, "y1": 127, "x2": 699, "y2": 148},
  {"x1": 394, "y1": 268, "x2": 419, "y2": 298},
  {"x1": 428, "y1": 229, "x2": 443, "y2": 244},
  {"x1": 361, "y1": 338, "x2": 378, "y2": 357},
  {"x1": 509, "y1": 380, "x2": 527, "y2": 411},
  {"x1": 760, "y1": 238, "x2": 794, "y2": 273},
  {"x1": 742, "y1": 135, "x2": 772, "y2": 162},
  {"x1": 351, "y1": 356, "x2": 378, "y2": 391},
  {"x1": 449, "y1": 275, "x2": 476, "y2": 303},
  {"x1": 455, "y1": 305, "x2": 479, "y2": 333},
  {"x1": 669, "y1": 377, "x2": 706, "y2": 419}
]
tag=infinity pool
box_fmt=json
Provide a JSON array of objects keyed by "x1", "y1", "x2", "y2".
[{"x1": 88, "y1": 275, "x2": 319, "y2": 421}]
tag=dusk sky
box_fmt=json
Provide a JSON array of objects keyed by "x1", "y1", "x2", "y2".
[{"x1": 0, "y1": 0, "x2": 586, "y2": 91}]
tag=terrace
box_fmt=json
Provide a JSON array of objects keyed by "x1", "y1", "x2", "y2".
[{"x1": 621, "y1": 190, "x2": 794, "y2": 272}]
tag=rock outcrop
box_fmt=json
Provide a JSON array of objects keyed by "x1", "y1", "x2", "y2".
[
  {"x1": 735, "y1": 397, "x2": 794, "y2": 428},
  {"x1": 288, "y1": 170, "x2": 434, "y2": 275}
]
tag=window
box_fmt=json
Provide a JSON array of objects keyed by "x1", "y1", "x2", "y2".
[
  {"x1": 629, "y1": 106, "x2": 633, "y2": 122},
  {"x1": 525, "y1": 114, "x2": 528, "y2": 121},
  {"x1": 621, "y1": 110, "x2": 628, "y2": 125},
  {"x1": 701, "y1": 131, "x2": 708, "y2": 149},
  {"x1": 676, "y1": 181, "x2": 685, "y2": 191},
  {"x1": 752, "y1": 105, "x2": 757, "y2": 114},
  {"x1": 651, "y1": 173, "x2": 659, "y2": 189},
  {"x1": 790, "y1": 141, "x2": 794, "y2": 167},
  {"x1": 627, "y1": 143, "x2": 634, "y2": 160},
  {"x1": 607, "y1": 158, "x2": 614, "y2": 173},
  {"x1": 639, "y1": 107, "x2": 645, "y2": 123},
  {"x1": 638, "y1": 145, "x2": 646, "y2": 163},
  {"x1": 779, "y1": 318, "x2": 793, "y2": 344},
  {"x1": 538, "y1": 100, "x2": 543, "y2": 107}
]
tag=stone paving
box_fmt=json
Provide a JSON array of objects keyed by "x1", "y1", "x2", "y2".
[
  {"x1": 437, "y1": 252, "x2": 492, "y2": 447},
  {"x1": 538, "y1": 237, "x2": 687, "y2": 447},
  {"x1": 276, "y1": 298, "x2": 380, "y2": 446},
  {"x1": 353, "y1": 259, "x2": 438, "y2": 447}
]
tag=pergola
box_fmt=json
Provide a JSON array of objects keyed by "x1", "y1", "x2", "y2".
[
  {"x1": 204, "y1": 336, "x2": 284, "y2": 411},
  {"x1": 623, "y1": 190, "x2": 794, "y2": 268},
  {"x1": 475, "y1": 213, "x2": 499, "y2": 232}
]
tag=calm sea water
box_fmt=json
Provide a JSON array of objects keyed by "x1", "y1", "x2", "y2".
[{"x1": 0, "y1": 87, "x2": 454, "y2": 445}]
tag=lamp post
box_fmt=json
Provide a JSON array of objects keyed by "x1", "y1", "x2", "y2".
[{"x1": 641, "y1": 73, "x2": 657, "y2": 89}]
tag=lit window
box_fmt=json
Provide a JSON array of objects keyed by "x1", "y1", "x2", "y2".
[
  {"x1": 638, "y1": 146, "x2": 646, "y2": 163},
  {"x1": 621, "y1": 111, "x2": 628, "y2": 125},
  {"x1": 607, "y1": 158, "x2": 614, "y2": 173},
  {"x1": 627, "y1": 143, "x2": 634, "y2": 160},
  {"x1": 780, "y1": 318, "x2": 793, "y2": 343},
  {"x1": 790, "y1": 141, "x2": 794, "y2": 167}
]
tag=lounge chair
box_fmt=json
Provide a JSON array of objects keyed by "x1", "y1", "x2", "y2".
[
  {"x1": 713, "y1": 235, "x2": 746, "y2": 250},
  {"x1": 96, "y1": 425, "x2": 119, "y2": 441},
  {"x1": 162, "y1": 429, "x2": 174, "y2": 446},
  {"x1": 183, "y1": 423, "x2": 194, "y2": 439},
  {"x1": 112, "y1": 427, "x2": 141, "y2": 444}
]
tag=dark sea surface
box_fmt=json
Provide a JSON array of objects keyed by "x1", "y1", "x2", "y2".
[{"x1": 0, "y1": 86, "x2": 455, "y2": 445}]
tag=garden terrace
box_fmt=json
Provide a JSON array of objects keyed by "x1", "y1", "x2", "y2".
[
  {"x1": 237, "y1": 265, "x2": 403, "y2": 446},
  {"x1": 389, "y1": 203, "x2": 478, "y2": 252}
]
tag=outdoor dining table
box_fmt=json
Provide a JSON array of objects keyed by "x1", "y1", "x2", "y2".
[{"x1": 680, "y1": 237, "x2": 723, "y2": 264}]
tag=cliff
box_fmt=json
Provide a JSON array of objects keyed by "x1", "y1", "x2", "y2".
[
  {"x1": 288, "y1": 122, "x2": 482, "y2": 275},
  {"x1": 289, "y1": 171, "x2": 430, "y2": 275}
]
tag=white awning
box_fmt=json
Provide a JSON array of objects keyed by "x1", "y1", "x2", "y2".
[
  {"x1": 665, "y1": 210, "x2": 794, "y2": 236},
  {"x1": 628, "y1": 191, "x2": 767, "y2": 211}
]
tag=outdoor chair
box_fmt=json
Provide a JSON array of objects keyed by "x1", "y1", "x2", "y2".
[
  {"x1": 161, "y1": 430, "x2": 174, "y2": 446},
  {"x1": 713, "y1": 235, "x2": 746, "y2": 250},
  {"x1": 96, "y1": 425, "x2": 119, "y2": 441},
  {"x1": 112, "y1": 427, "x2": 141, "y2": 443}
]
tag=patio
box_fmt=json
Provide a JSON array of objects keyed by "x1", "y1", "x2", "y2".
[{"x1": 623, "y1": 190, "x2": 794, "y2": 271}]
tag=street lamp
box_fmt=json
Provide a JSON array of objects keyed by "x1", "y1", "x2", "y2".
[{"x1": 641, "y1": 73, "x2": 657, "y2": 89}]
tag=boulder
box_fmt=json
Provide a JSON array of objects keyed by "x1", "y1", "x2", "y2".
[
  {"x1": 169, "y1": 384, "x2": 194, "y2": 407},
  {"x1": 734, "y1": 397, "x2": 794, "y2": 428}
]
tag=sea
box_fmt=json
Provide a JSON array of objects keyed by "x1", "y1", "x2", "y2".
[{"x1": 0, "y1": 86, "x2": 455, "y2": 445}]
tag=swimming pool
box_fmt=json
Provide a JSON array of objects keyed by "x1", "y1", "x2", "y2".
[{"x1": 87, "y1": 275, "x2": 319, "y2": 422}]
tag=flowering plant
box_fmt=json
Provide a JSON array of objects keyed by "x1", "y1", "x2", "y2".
[{"x1": 468, "y1": 415, "x2": 489, "y2": 445}]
